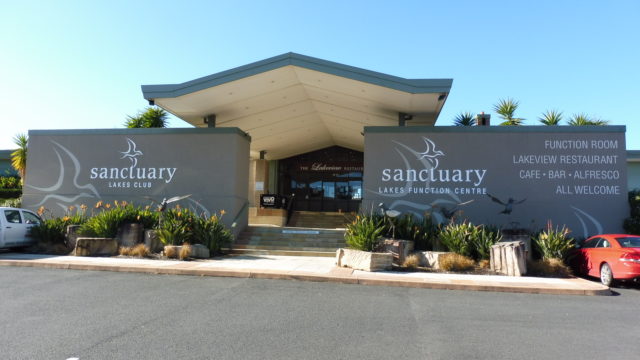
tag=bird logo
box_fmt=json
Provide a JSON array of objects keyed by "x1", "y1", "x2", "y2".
[
  {"x1": 417, "y1": 137, "x2": 444, "y2": 169},
  {"x1": 120, "y1": 138, "x2": 143, "y2": 167},
  {"x1": 486, "y1": 194, "x2": 526, "y2": 215}
]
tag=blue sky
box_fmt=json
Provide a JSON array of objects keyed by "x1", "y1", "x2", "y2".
[{"x1": 1, "y1": 0, "x2": 638, "y2": 149}]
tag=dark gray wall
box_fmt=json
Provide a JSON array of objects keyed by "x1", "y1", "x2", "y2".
[
  {"x1": 363, "y1": 126, "x2": 628, "y2": 238},
  {"x1": 23, "y1": 128, "x2": 250, "y2": 234}
]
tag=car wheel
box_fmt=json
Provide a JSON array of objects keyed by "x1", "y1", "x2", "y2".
[{"x1": 600, "y1": 263, "x2": 614, "y2": 287}]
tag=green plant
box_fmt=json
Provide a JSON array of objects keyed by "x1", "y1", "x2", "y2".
[
  {"x1": 30, "y1": 212, "x2": 87, "y2": 246},
  {"x1": 494, "y1": 98, "x2": 524, "y2": 126},
  {"x1": 0, "y1": 176, "x2": 21, "y2": 189},
  {"x1": 11, "y1": 133, "x2": 28, "y2": 181},
  {"x1": 124, "y1": 107, "x2": 168, "y2": 128},
  {"x1": 623, "y1": 190, "x2": 640, "y2": 234},
  {"x1": 386, "y1": 213, "x2": 436, "y2": 250},
  {"x1": 568, "y1": 113, "x2": 609, "y2": 126},
  {"x1": 156, "y1": 208, "x2": 196, "y2": 245},
  {"x1": 453, "y1": 112, "x2": 475, "y2": 126},
  {"x1": 469, "y1": 225, "x2": 502, "y2": 261},
  {"x1": 345, "y1": 214, "x2": 384, "y2": 252},
  {"x1": 532, "y1": 221, "x2": 575, "y2": 260},
  {"x1": 0, "y1": 195, "x2": 22, "y2": 206},
  {"x1": 80, "y1": 202, "x2": 140, "y2": 238},
  {"x1": 192, "y1": 211, "x2": 233, "y2": 255},
  {"x1": 438, "y1": 221, "x2": 476, "y2": 257},
  {"x1": 538, "y1": 109, "x2": 563, "y2": 125},
  {"x1": 439, "y1": 253, "x2": 475, "y2": 272}
]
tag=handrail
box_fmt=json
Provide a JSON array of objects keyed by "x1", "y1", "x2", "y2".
[
  {"x1": 285, "y1": 194, "x2": 296, "y2": 226},
  {"x1": 230, "y1": 200, "x2": 250, "y2": 229}
]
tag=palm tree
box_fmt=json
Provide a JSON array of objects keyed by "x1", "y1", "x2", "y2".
[
  {"x1": 11, "y1": 133, "x2": 28, "y2": 182},
  {"x1": 538, "y1": 110, "x2": 563, "y2": 125},
  {"x1": 453, "y1": 112, "x2": 475, "y2": 126},
  {"x1": 125, "y1": 107, "x2": 168, "y2": 128},
  {"x1": 568, "y1": 113, "x2": 609, "y2": 126},
  {"x1": 494, "y1": 98, "x2": 524, "y2": 126}
]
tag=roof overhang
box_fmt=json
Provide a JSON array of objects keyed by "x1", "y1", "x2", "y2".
[{"x1": 142, "y1": 52, "x2": 452, "y2": 159}]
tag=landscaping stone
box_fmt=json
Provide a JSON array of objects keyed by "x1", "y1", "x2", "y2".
[
  {"x1": 501, "y1": 230, "x2": 532, "y2": 260},
  {"x1": 336, "y1": 248, "x2": 393, "y2": 272},
  {"x1": 417, "y1": 251, "x2": 451, "y2": 270},
  {"x1": 382, "y1": 239, "x2": 414, "y2": 265},
  {"x1": 65, "y1": 225, "x2": 82, "y2": 250},
  {"x1": 490, "y1": 241, "x2": 527, "y2": 276},
  {"x1": 116, "y1": 223, "x2": 144, "y2": 247},
  {"x1": 74, "y1": 237, "x2": 118, "y2": 256},
  {"x1": 144, "y1": 230, "x2": 163, "y2": 253}
]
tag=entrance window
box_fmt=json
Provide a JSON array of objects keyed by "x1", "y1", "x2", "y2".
[{"x1": 278, "y1": 146, "x2": 363, "y2": 212}]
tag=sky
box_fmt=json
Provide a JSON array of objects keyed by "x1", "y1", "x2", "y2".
[{"x1": 1, "y1": 0, "x2": 638, "y2": 150}]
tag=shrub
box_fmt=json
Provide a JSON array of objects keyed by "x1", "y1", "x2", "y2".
[
  {"x1": 0, "y1": 188, "x2": 22, "y2": 199},
  {"x1": 527, "y1": 259, "x2": 572, "y2": 278},
  {"x1": 387, "y1": 213, "x2": 437, "y2": 250},
  {"x1": 439, "y1": 253, "x2": 475, "y2": 272},
  {"x1": 80, "y1": 202, "x2": 142, "y2": 238},
  {"x1": 532, "y1": 221, "x2": 575, "y2": 260},
  {"x1": 30, "y1": 209, "x2": 87, "y2": 246},
  {"x1": 157, "y1": 209, "x2": 194, "y2": 245},
  {"x1": 193, "y1": 212, "x2": 233, "y2": 255},
  {"x1": 0, "y1": 176, "x2": 21, "y2": 189},
  {"x1": 623, "y1": 190, "x2": 640, "y2": 234},
  {"x1": 345, "y1": 214, "x2": 384, "y2": 252},
  {"x1": 164, "y1": 246, "x2": 177, "y2": 258},
  {"x1": 470, "y1": 225, "x2": 502, "y2": 261},
  {"x1": 402, "y1": 254, "x2": 420, "y2": 269},
  {"x1": 438, "y1": 221, "x2": 476, "y2": 257},
  {"x1": 179, "y1": 244, "x2": 192, "y2": 260},
  {"x1": 0, "y1": 197, "x2": 21, "y2": 208}
]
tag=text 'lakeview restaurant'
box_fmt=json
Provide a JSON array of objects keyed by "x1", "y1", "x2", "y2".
[{"x1": 23, "y1": 53, "x2": 628, "y2": 239}]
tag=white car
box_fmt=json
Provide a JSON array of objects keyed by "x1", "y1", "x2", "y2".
[{"x1": 0, "y1": 207, "x2": 42, "y2": 249}]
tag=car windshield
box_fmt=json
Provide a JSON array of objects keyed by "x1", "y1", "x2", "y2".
[{"x1": 616, "y1": 237, "x2": 640, "y2": 248}]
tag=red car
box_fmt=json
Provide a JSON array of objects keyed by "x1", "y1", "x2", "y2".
[{"x1": 570, "y1": 234, "x2": 640, "y2": 286}]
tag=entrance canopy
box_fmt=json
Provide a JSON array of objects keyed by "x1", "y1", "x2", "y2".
[{"x1": 142, "y1": 53, "x2": 452, "y2": 159}]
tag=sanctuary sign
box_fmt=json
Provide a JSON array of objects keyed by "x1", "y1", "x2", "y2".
[{"x1": 363, "y1": 126, "x2": 628, "y2": 237}]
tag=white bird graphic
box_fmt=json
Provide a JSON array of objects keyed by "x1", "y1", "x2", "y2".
[
  {"x1": 120, "y1": 138, "x2": 143, "y2": 167},
  {"x1": 417, "y1": 137, "x2": 444, "y2": 168}
]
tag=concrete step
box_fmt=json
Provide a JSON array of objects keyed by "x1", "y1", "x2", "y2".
[{"x1": 227, "y1": 248, "x2": 337, "y2": 257}]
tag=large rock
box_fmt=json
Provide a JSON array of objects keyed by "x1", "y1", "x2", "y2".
[
  {"x1": 382, "y1": 239, "x2": 414, "y2": 265},
  {"x1": 116, "y1": 223, "x2": 144, "y2": 247},
  {"x1": 490, "y1": 241, "x2": 527, "y2": 276},
  {"x1": 74, "y1": 237, "x2": 118, "y2": 256},
  {"x1": 416, "y1": 251, "x2": 451, "y2": 270},
  {"x1": 144, "y1": 230, "x2": 163, "y2": 253},
  {"x1": 336, "y1": 248, "x2": 393, "y2": 272},
  {"x1": 65, "y1": 225, "x2": 82, "y2": 250}
]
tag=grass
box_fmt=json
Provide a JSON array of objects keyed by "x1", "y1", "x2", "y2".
[
  {"x1": 164, "y1": 246, "x2": 177, "y2": 259},
  {"x1": 179, "y1": 244, "x2": 192, "y2": 260},
  {"x1": 527, "y1": 259, "x2": 572, "y2": 278},
  {"x1": 402, "y1": 254, "x2": 420, "y2": 269},
  {"x1": 439, "y1": 253, "x2": 475, "y2": 272},
  {"x1": 119, "y1": 244, "x2": 150, "y2": 257}
]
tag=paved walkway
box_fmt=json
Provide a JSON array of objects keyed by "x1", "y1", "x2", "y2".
[{"x1": 0, "y1": 253, "x2": 610, "y2": 296}]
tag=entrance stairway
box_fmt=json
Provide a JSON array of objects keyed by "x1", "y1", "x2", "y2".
[
  {"x1": 288, "y1": 211, "x2": 355, "y2": 228},
  {"x1": 231, "y1": 226, "x2": 347, "y2": 257}
]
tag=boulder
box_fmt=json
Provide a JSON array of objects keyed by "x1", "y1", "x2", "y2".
[
  {"x1": 74, "y1": 237, "x2": 118, "y2": 256},
  {"x1": 382, "y1": 239, "x2": 414, "y2": 265},
  {"x1": 116, "y1": 223, "x2": 144, "y2": 247},
  {"x1": 490, "y1": 241, "x2": 527, "y2": 276},
  {"x1": 144, "y1": 230, "x2": 163, "y2": 253},
  {"x1": 416, "y1": 251, "x2": 451, "y2": 270},
  {"x1": 65, "y1": 225, "x2": 82, "y2": 250},
  {"x1": 336, "y1": 248, "x2": 393, "y2": 272},
  {"x1": 164, "y1": 244, "x2": 210, "y2": 259}
]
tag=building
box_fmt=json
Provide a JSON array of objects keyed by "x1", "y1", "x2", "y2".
[{"x1": 20, "y1": 53, "x2": 634, "y2": 244}]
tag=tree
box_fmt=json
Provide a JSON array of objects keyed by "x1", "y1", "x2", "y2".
[
  {"x1": 453, "y1": 112, "x2": 475, "y2": 126},
  {"x1": 568, "y1": 113, "x2": 609, "y2": 126},
  {"x1": 11, "y1": 133, "x2": 28, "y2": 182},
  {"x1": 494, "y1": 98, "x2": 525, "y2": 126},
  {"x1": 125, "y1": 107, "x2": 168, "y2": 128},
  {"x1": 538, "y1": 110, "x2": 563, "y2": 125}
]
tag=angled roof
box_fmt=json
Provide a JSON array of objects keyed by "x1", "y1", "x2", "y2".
[{"x1": 141, "y1": 52, "x2": 452, "y2": 159}]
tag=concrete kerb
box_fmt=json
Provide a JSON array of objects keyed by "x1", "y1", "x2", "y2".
[{"x1": 0, "y1": 255, "x2": 611, "y2": 296}]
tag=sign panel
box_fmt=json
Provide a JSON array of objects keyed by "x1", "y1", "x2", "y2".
[
  {"x1": 363, "y1": 126, "x2": 628, "y2": 238},
  {"x1": 23, "y1": 128, "x2": 250, "y2": 232}
]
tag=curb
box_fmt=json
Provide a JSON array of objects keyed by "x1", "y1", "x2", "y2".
[{"x1": 0, "y1": 259, "x2": 611, "y2": 296}]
